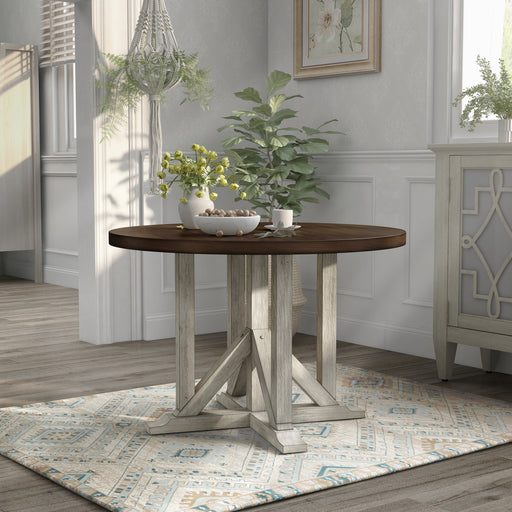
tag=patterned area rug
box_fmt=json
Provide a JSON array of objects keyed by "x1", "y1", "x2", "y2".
[{"x1": 0, "y1": 364, "x2": 511, "y2": 512}]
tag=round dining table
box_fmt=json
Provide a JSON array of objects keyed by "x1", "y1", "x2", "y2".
[{"x1": 109, "y1": 222, "x2": 406, "y2": 453}]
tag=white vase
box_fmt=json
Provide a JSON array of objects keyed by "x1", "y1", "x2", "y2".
[
  {"x1": 498, "y1": 119, "x2": 512, "y2": 143},
  {"x1": 178, "y1": 188, "x2": 214, "y2": 229}
]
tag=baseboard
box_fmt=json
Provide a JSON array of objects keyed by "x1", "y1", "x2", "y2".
[
  {"x1": 2, "y1": 252, "x2": 35, "y2": 281},
  {"x1": 144, "y1": 308, "x2": 228, "y2": 341},
  {"x1": 144, "y1": 305, "x2": 502, "y2": 373},
  {"x1": 299, "y1": 310, "x2": 503, "y2": 372},
  {"x1": 43, "y1": 265, "x2": 79, "y2": 289}
]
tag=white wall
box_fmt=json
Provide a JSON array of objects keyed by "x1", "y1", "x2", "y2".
[
  {"x1": 140, "y1": 0, "x2": 269, "y2": 340},
  {"x1": 0, "y1": 0, "x2": 40, "y2": 46},
  {"x1": 260, "y1": 0, "x2": 490, "y2": 372},
  {"x1": 140, "y1": 0, "x2": 441, "y2": 367},
  {"x1": 265, "y1": 0, "x2": 442, "y2": 364},
  {"x1": 0, "y1": 0, "x2": 498, "y2": 372},
  {"x1": 268, "y1": 0, "x2": 431, "y2": 152}
]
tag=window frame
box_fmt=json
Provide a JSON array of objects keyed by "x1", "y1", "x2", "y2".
[
  {"x1": 449, "y1": 0, "x2": 501, "y2": 143},
  {"x1": 40, "y1": 0, "x2": 77, "y2": 155}
]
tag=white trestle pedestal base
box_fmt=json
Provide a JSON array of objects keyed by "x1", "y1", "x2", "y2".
[{"x1": 145, "y1": 253, "x2": 365, "y2": 454}]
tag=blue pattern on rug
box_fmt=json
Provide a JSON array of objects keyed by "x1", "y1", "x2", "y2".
[{"x1": 0, "y1": 364, "x2": 511, "y2": 511}]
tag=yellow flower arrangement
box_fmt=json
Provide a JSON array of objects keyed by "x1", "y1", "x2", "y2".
[{"x1": 158, "y1": 144, "x2": 242, "y2": 203}]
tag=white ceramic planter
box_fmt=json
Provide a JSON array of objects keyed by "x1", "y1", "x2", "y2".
[
  {"x1": 178, "y1": 188, "x2": 214, "y2": 229},
  {"x1": 498, "y1": 119, "x2": 512, "y2": 143}
]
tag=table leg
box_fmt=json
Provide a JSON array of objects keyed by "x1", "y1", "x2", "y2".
[
  {"x1": 146, "y1": 251, "x2": 362, "y2": 447},
  {"x1": 246, "y1": 254, "x2": 268, "y2": 413},
  {"x1": 247, "y1": 254, "x2": 307, "y2": 453},
  {"x1": 317, "y1": 253, "x2": 338, "y2": 397},
  {"x1": 271, "y1": 254, "x2": 293, "y2": 429},
  {"x1": 175, "y1": 253, "x2": 195, "y2": 410},
  {"x1": 226, "y1": 255, "x2": 247, "y2": 396}
]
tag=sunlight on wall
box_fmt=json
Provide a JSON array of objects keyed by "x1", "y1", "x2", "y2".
[
  {"x1": 0, "y1": 49, "x2": 32, "y2": 173},
  {"x1": 0, "y1": 47, "x2": 34, "y2": 252}
]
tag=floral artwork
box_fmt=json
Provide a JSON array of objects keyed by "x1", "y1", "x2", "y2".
[
  {"x1": 293, "y1": 0, "x2": 381, "y2": 78},
  {"x1": 308, "y1": 0, "x2": 363, "y2": 58}
]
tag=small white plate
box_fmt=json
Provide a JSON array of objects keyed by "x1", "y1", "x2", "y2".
[{"x1": 264, "y1": 224, "x2": 301, "y2": 230}]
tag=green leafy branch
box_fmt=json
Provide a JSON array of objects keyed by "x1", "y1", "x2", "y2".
[
  {"x1": 453, "y1": 56, "x2": 512, "y2": 131},
  {"x1": 218, "y1": 70, "x2": 340, "y2": 219}
]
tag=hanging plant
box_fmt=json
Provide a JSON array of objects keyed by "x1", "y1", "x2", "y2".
[
  {"x1": 97, "y1": 0, "x2": 213, "y2": 194},
  {"x1": 99, "y1": 50, "x2": 212, "y2": 141}
]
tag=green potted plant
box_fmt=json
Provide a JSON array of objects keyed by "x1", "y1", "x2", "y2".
[
  {"x1": 218, "y1": 69, "x2": 339, "y2": 228},
  {"x1": 453, "y1": 56, "x2": 512, "y2": 141},
  {"x1": 218, "y1": 70, "x2": 340, "y2": 333}
]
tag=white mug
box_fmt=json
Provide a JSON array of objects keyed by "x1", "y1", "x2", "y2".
[{"x1": 272, "y1": 209, "x2": 293, "y2": 228}]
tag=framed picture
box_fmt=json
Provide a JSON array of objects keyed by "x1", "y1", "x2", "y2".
[{"x1": 293, "y1": 0, "x2": 381, "y2": 79}]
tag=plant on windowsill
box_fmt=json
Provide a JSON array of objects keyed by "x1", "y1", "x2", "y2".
[
  {"x1": 453, "y1": 56, "x2": 512, "y2": 141},
  {"x1": 218, "y1": 69, "x2": 340, "y2": 230}
]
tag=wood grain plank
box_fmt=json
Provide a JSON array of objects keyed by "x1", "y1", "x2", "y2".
[
  {"x1": 1, "y1": 278, "x2": 512, "y2": 512},
  {"x1": 271, "y1": 254, "x2": 293, "y2": 429},
  {"x1": 175, "y1": 253, "x2": 195, "y2": 409}
]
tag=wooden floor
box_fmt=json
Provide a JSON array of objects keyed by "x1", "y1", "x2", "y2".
[{"x1": 1, "y1": 277, "x2": 512, "y2": 512}]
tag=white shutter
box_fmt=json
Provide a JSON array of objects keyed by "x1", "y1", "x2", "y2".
[{"x1": 40, "y1": 1, "x2": 75, "y2": 67}]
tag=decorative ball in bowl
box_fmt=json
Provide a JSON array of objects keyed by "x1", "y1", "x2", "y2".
[{"x1": 195, "y1": 209, "x2": 260, "y2": 236}]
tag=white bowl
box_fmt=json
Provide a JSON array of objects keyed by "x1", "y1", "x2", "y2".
[{"x1": 194, "y1": 215, "x2": 260, "y2": 236}]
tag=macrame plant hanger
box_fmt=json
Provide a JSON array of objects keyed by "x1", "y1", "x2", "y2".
[{"x1": 128, "y1": 0, "x2": 182, "y2": 193}]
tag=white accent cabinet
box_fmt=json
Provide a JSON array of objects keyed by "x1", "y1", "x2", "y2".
[{"x1": 430, "y1": 144, "x2": 512, "y2": 379}]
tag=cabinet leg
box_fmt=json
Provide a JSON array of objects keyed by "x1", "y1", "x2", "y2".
[
  {"x1": 480, "y1": 348, "x2": 495, "y2": 372},
  {"x1": 434, "y1": 340, "x2": 457, "y2": 380}
]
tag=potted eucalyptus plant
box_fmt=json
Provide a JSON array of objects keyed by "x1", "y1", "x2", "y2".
[
  {"x1": 453, "y1": 56, "x2": 512, "y2": 141},
  {"x1": 218, "y1": 69, "x2": 340, "y2": 229}
]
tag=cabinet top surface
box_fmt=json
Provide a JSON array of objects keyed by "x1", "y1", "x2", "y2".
[
  {"x1": 429, "y1": 143, "x2": 512, "y2": 155},
  {"x1": 109, "y1": 223, "x2": 406, "y2": 255}
]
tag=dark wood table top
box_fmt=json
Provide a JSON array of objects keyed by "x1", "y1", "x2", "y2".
[{"x1": 109, "y1": 223, "x2": 406, "y2": 255}]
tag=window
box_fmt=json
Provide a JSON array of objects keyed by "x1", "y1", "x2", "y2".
[
  {"x1": 451, "y1": 0, "x2": 512, "y2": 141},
  {"x1": 40, "y1": 1, "x2": 76, "y2": 154}
]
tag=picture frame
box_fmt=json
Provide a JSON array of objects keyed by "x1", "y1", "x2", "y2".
[{"x1": 293, "y1": 0, "x2": 381, "y2": 79}]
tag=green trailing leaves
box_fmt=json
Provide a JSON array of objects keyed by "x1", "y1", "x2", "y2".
[
  {"x1": 219, "y1": 69, "x2": 341, "y2": 219},
  {"x1": 98, "y1": 49, "x2": 213, "y2": 141}
]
